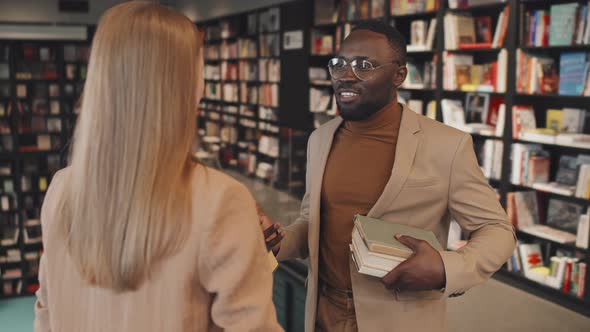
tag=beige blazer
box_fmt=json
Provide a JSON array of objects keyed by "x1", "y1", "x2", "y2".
[
  {"x1": 277, "y1": 105, "x2": 516, "y2": 332},
  {"x1": 34, "y1": 165, "x2": 283, "y2": 332}
]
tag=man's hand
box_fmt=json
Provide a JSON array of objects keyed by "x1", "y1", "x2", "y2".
[
  {"x1": 257, "y1": 204, "x2": 285, "y2": 255},
  {"x1": 381, "y1": 234, "x2": 446, "y2": 292}
]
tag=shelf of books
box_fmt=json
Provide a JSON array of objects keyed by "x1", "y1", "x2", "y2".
[
  {"x1": 197, "y1": 3, "x2": 311, "y2": 195},
  {"x1": 0, "y1": 30, "x2": 90, "y2": 298},
  {"x1": 310, "y1": 0, "x2": 590, "y2": 316}
]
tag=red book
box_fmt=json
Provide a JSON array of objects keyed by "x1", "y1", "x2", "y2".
[
  {"x1": 542, "y1": 13, "x2": 550, "y2": 47},
  {"x1": 563, "y1": 260, "x2": 573, "y2": 293}
]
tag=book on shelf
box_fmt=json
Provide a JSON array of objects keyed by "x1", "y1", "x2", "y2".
[
  {"x1": 507, "y1": 242, "x2": 587, "y2": 298},
  {"x1": 577, "y1": 214, "x2": 589, "y2": 249},
  {"x1": 390, "y1": 0, "x2": 440, "y2": 15},
  {"x1": 351, "y1": 214, "x2": 443, "y2": 278},
  {"x1": 448, "y1": 0, "x2": 506, "y2": 10},
  {"x1": 402, "y1": 60, "x2": 436, "y2": 89},
  {"x1": 442, "y1": 50, "x2": 507, "y2": 92},
  {"x1": 407, "y1": 100, "x2": 424, "y2": 115},
  {"x1": 220, "y1": 41, "x2": 238, "y2": 60},
  {"x1": 314, "y1": 0, "x2": 339, "y2": 25},
  {"x1": 310, "y1": 86, "x2": 333, "y2": 113},
  {"x1": 221, "y1": 62, "x2": 238, "y2": 81},
  {"x1": 258, "y1": 83, "x2": 279, "y2": 107},
  {"x1": 259, "y1": 59, "x2": 280, "y2": 82},
  {"x1": 426, "y1": 100, "x2": 437, "y2": 120},
  {"x1": 445, "y1": 5, "x2": 508, "y2": 50},
  {"x1": 222, "y1": 83, "x2": 238, "y2": 103},
  {"x1": 205, "y1": 45, "x2": 220, "y2": 60},
  {"x1": 549, "y1": 2, "x2": 586, "y2": 47},
  {"x1": 546, "y1": 199, "x2": 584, "y2": 234},
  {"x1": 372, "y1": 0, "x2": 386, "y2": 18},
  {"x1": 259, "y1": 7, "x2": 280, "y2": 33},
  {"x1": 559, "y1": 52, "x2": 589, "y2": 96},
  {"x1": 259, "y1": 33, "x2": 280, "y2": 57},
  {"x1": 239, "y1": 61, "x2": 258, "y2": 81},
  {"x1": 408, "y1": 18, "x2": 436, "y2": 52},
  {"x1": 205, "y1": 82, "x2": 221, "y2": 100},
  {"x1": 311, "y1": 29, "x2": 333, "y2": 55},
  {"x1": 238, "y1": 38, "x2": 257, "y2": 58},
  {"x1": 204, "y1": 64, "x2": 221, "y2": 81}
]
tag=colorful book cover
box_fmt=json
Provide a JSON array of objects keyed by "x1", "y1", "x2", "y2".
[
  {"x1": 559, "y1": 52, "x2": 588, "y2": 96},
  {"x1": 546, "y1": 109, "x2": 563, "y2": 132},
  {"x1": 549, "y1": 3, "x2": 579, "y2": 46}
]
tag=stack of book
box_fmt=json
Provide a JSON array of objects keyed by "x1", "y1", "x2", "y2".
[{"x1": 350, "y1": 215, "x2": 443, "y2": 278}]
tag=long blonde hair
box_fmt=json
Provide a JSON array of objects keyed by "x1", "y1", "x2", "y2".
[{"x1": 58, "y1": 1, "x2": 202, "y2": 292}]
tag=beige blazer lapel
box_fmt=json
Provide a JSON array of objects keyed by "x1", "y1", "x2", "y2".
[
  {"x1": 368, "y1": 105, "x2": 421, "y2": 218},
  {"x1": 308, "y1": 118, "x2": 343, "y2": 271}
]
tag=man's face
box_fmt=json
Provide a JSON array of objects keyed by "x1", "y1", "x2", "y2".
[{"x1": 331, "y1": 29, "x2": 407, "y2": 121}]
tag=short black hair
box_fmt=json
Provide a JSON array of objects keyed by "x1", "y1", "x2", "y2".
[{"x1": 351, "y1": 20, "x2": 407, "y2": 65}]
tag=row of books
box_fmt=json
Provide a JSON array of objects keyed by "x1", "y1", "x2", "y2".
[
  {"x1": 506, "y1": 191, "x2": 589, "y2": 249},
  {"x1": 402, "y1": 58, "x2": 437, "y2": 89},
  {"x1": 205, "y1": 59, "x2": 281, "y2": 82},
  {"x1": 310, "y1": 87, "x2": 337, "y2": 115},
  {"x1": 521, "y1": 3, "x2": 590, "y2": 47},
  {"x1": 509, "y1": 143, "x2": 590, "y2": 198},
  {"x1": 241, "y1": 84, "x2": 258, "y2": 104},
  {"x1": 391, "y1": 0, "x2": 440, "y2": 15},
  {"x1": 15, "y1": 63, "x2": 58, "y2": 80},
  {"x1": 15, "y1": 82, "x2": 80, "y2": 99},
  {"x1": 513, "y1": 106, "x2": 590, "y2": 145},
  {"x1": 259, "y1": 34, "x2": 281, "y2": 57},
  {"x1": 442, "y1": 50, "x2": 507, "y2": 92},
  {"x1": 444, "y1": 5, "x2": 509, "y2": 50},
  {"x1": 15, "y1": 45, "x2": 56, "y2": 62},
  {"x1": 448, "y1": 0, "x2": 504, "y2": 10},
  {"x1": 506, "y1": 242, "x2": 586, "y2": 299},
  {"x1": 441, "y1": 95, "x2": 506, "y2": 136},
  {"x1": 408, "y1": 19, "x2": 437, "y2": 52},
  {"x1": 203, "y1": 13, "x2": 281, "y2": 41},
  {"x1": 399, "y1": 97, "x2": 437, "y2": 120},
  {"x1": 516, "y1": 50, "x2": 590, "y2": 96}
]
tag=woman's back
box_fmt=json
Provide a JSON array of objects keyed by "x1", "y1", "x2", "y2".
[{"x1": 35, "y1": 165, "x2": 282, "y2": 331}]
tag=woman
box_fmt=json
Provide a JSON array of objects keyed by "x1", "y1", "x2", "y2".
[{"x1": 34, "y1": 2, "x2": 282, "y2": 331}]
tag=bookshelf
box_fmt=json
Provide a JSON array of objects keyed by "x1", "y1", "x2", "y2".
[
  {"x1": 197, "y1": 2, "x2": 312, "y2": 195},
  {"x1": 0, "y1": 29, "x2": 91, "y2": 298},
  {"x1": 308, "y1": 0, "x2": 590, "y2": 317}
]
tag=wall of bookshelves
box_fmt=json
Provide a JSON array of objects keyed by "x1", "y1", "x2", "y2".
[
  {"x1": 197, "y1": 1, "x2": 313, "y2": 195},
  {"x1": 0, "y1": 32, "x2": 90, "y2": 298},
  {"x1": 309, "y1": 0, "x2": 590, "y2": 317}
]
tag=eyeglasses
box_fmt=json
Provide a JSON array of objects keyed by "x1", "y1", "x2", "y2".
[{"x1": 327, "y1": 57, "x2": 403, "y2": 81}]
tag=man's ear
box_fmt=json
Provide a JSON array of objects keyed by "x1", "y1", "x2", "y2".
[{"x1": 393, "y1": 65, "x2": 408, "y2": 88}]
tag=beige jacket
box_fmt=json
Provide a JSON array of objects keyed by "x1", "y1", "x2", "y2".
[
  {"x1": 277, "y1": 105, "x2": 516, "y2": 332},
  {"x1": 34, "y1": 165, "x2": 283, "y2": 332}
]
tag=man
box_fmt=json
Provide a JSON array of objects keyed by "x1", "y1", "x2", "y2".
[{"x1": 261, "y1": 20, "x2": 515, "y2": 332}]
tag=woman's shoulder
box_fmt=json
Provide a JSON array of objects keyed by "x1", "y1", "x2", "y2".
[{"x1": 191, "y1": 163, "x2": 253, "y2": 202}]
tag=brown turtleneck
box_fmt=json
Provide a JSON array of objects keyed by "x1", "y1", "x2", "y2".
[{"x1": 319, "y1": 102, "x2": 402, "y2": 291}]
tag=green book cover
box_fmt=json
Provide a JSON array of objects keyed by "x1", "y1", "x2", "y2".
[
  {"x1": 549, "y1": 3, "x2": 579, "y2": 46},
  {"x1": 353, "y1": 214, "x2": 444, "y2": 258}
]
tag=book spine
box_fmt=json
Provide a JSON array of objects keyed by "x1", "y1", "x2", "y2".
[
  {"x1": 563, "y1": 259, "x2": 573, "y2": 293},
  {"x1": 578, "y1": 263, "x2": 586, "y2": 298}
]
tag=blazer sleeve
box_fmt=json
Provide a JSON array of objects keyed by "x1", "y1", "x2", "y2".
[
  {"x1": 34, "y1": 170, "x2": 66, "y2": 332},
  {"x1": 198, "y1": 181, "x2": 283, "y2": 332},
  {"x1": 275, "y1": 132, "x2": 316, "y2": 261},
  {"x1": 440, "y1": 134, "x2": 516, "y2": 297},
  {"x1": 34, "y1": 255, "x2": 51, "y2": 332}
]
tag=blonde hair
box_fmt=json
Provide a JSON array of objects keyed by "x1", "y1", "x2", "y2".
[{"x1": 57, "y1": 1, "x2": 203, "y2": 292}]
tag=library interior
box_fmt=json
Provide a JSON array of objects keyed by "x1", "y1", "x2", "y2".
[{"x1": 1, "y1": 0, "x2": 590, "y2": 331}]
